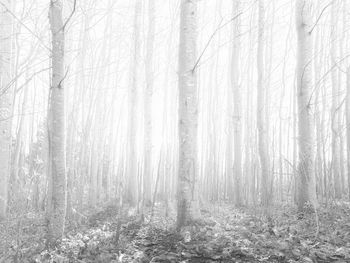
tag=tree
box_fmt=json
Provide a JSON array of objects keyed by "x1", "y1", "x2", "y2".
[
  {"x1": 46, "y1": 0, "x2": 67, "y2": 245},
  {"x1": 257, "y1": 0, "x2": 270, "y2": 206},
  {"x1": 232, "y1": 0, "x2": 242, "y2": 206},
  {"x1": 126, "y1": 0, "x2": 141, "y2": 206},
  {"x1": 295, "y1": 0, "x2": 317, "y2": 211},
  {"x1": 346, "y1": 67, "x2": 350, "y2": 200},
  {"x1": 0, "y1": 0, "x2": 13, "y2": 218},
  {"x1": 177, "y1": 0, "x2": 200, "y2": 229},
  {"x1": 143, "y1": 0, "x2": 155, "y2": 206},
  {"x1": 330, "y1": 1, "x2": 341, "y2": 199}
]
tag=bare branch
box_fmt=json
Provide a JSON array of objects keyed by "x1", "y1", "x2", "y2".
[
  {"x1": 309, "y1": 0, "x2": 335, "y2": 34},
  {"x1": 0, "y1": 1, "x2": 50, "y2": 51},
  {"x1": 63, "y1": 0, "x2": 77, "y2": 30}
]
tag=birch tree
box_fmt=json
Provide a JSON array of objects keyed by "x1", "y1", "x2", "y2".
[
  {"x1": 143, "y1": 0, "x2": 155, "y2": 206},
  {"x1": 232, "y1": 0, "x2": 242, "y2": 206},
  {"x1": 177, "y1": 0, "x2": 200, "y2": 229},
  {"x1": 46, "y1": 0, "x2": 67, "y2": 244},
  {"x1": 295, "y1": 0, "x2": 317, "y2": 211},
  {"x1": 226, "y1": 87, "x2": 234, "y2": 201},
  {"x1": 257, "y1": 0, "x2": 270, "y2": 206},
  {"x1": 0, "y1": 0, "x2": 13, "y2": 218},
  {"x1": 330, "y1": 2, "x2": 341, "y2": 199},
  {"x1": 347, "y1": 68, "x2": 350, "y2": 200},
  {"x1": 226, "y1": 1, "x2": 234, "y2": 201},
  {"x1": 126, "y1": 0, "x2": 141, "y2": 205}
]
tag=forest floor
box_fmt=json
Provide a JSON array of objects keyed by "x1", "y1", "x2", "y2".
[{"x1": 0, "y1": 201, "x2": 350, "y2": 263}]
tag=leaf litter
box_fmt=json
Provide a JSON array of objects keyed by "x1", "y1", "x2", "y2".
[{"x1": 0, "y1": 202, "x2": 349, "y2": 262}]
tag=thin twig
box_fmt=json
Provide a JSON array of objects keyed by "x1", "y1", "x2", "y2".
[
  {"x1": 63, "y1": 0, "x2": 77, "y2": 30},
  {"x1": 309, "y1": 0, "x2": 335, "y2": 35},
  {"x1": 0, "y1": 1, "x2": 50, "y2": 51},
  {"x1": 309, "y1": 54, "x2": 350, "y2": 106},
  {"x1": 191, "y1": 0, "x2": 258, "y2": 72},
  {"x1": 192, "y1": 12, "x2": 242, "y2": 72}
]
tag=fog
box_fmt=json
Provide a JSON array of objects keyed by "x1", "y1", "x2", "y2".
[{"x1": 0, "y1": 0, "x2": 349, "y2": 261}]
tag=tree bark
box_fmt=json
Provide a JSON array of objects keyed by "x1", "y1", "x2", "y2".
[
  {"x1": 177, "y1": 0, "x2": 200, "y2": 229},
  {"x1": 0, "y1": 0, "x2": 13, "y2": 218},
  {"x1": 232, "y1": 0, "x2": 242, "y2": 206},
  {"x1": 295, "y1": 0, "x2": 317, "y2": 211},
  {"x1": 143, "y1": 0, "x2": 155, "y2": 206},
  {"x1": 257, "y1": 0, "x2": 270, "y2": 206},
  {"x1": 346, "y1": 67, "x2": 350, "y2": 200},
  {"x1": 46, "y1": 0, "x2": 67, "y2": 245},
  {"x1": 126, "y1": 0, "x2": 141, "y2": 205},
  {"x1": 330, "y1": 2, "x2": 341, "y2": 199}
]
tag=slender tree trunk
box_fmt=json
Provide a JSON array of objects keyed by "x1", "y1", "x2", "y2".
[
  {"x1": 279, "y1": 7, "x2": 293, "y2": 202},
  {"x1": 340, "y1": 0, "x2": 347, "y2": 197},
  {"x1": 46, "y1": 0, "x2": 67, "y2": 245},
  {"x1": 9, "y1": 85, "x2": 28, "y2": 208},
  {"x1": 330, "y1": 2, "x2": 341, "y2": 199},
  {"x1": 89, "y1": 142, "x2": 98, "y2": 206},
  {"x1": 292, "y1": 73, "x2": 298, "y2": 203},
  {"x1": 226, "y1": 59, "x2": 234, "y2": 200},
  {"x1": 322, "y1": 78, "x2": 328, "y2": 202},
  {"x1": 226, "y1": 80, "x2": 234, "y2": 201},
  {"x1": 346, "y1": 68, "x2": 350, "y2": 200},
  {"x1": 0, "y1": 0, "x2": 13, "y2": 218},
  {"x1": 314, "y1": 4, "x2": 323, "y2": 200},
  {"x1": 295, "y1": 0, "x2": 317, "y2": 211},
  {"x1": 265, "y1": 0, "x2": 275, "y2": 200},
  {"x1": 177, "y1": 0, "x2": 200, "y2": 229},
  {"x1": 246, "y1": 9, "x2": 255, "y2": 205},
  {"x1": 143, "y1": 0, "x2": 155, "y2": 206},
  {"x1": 74, "y1": 7, "x2": 88, "y2": 208},
  {"x1": 232, "y1": 0, "x2": 242, "y2": 206},
  {"x1": 257, "y1": 0, "x2": 270, "y2": 206},
  {"x1": 126, "y1": 0, "x2": 141, "y2": 206}
]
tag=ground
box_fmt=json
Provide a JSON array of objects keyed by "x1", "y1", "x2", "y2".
[{"x1": 0, "y1": 202, "x2": 349, "y2": 262}]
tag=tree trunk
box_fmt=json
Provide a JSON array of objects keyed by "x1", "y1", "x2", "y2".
[
  {"x1": 0, "y1": 0, "x2": 13, "y2": 218},
  {"x1": 126, "y1": 0, "x2": 141, "y2": 206},
  {"x1": 89, "y1": 142, "x2": 98, "y2": 206},
  {"x1": 177, "y1": 0, "x2": 200, "y2": 229},
  {"x1": 313, "y1": 7, "x2": 323, "y2": 201},
  {"x1": 346, "y1": 67, "x2": 350, "y2": 200},
  {"x1": 226, "y1": 49, "x2": 234, "y2": 201},
  {"x1": 143, "y1": 0, "x2": 155, "y2": 206},
  {"x1": 257, "y1": 0, "x2": 270, "y2": 206},
  {"x1": 9, "y1": 84, "x2": 28, "y2": 208},
  {"x1": 232, "y1": 0, "x2": 242, "y2": 206},
  {"x1": 295, "y1": 0, "x2": 317, "y2": 211},
  {"x1": 46, "y1": 0, "x2": 67, "y2": 245},
  {"x1": 330, "y1": 2, "x2": 341, "y2": 199}
]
